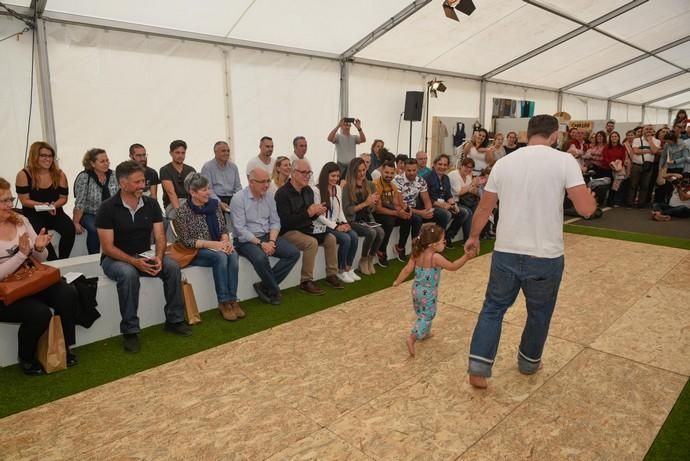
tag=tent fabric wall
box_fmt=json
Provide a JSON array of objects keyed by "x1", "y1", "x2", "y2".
[
  {"x1": 226, "y1": 48, "x2": 340, "y2": 179},
  {"x1": 1, "y1": 16, "x2": 44, "y2": 185},
  {"x1": 45, "y1": 22, "x2": 227, "y2": 215}
]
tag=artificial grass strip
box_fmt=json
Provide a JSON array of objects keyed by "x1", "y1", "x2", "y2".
[
  {"x1": 564, "y1": 224, "x2": 690, "y2": 250},
  {"x1": 0, "y1": 242, "x2": 490, "y2": 418},
  {"x1": 644, "y1": 377, "x2": 690, "y2": 461}
]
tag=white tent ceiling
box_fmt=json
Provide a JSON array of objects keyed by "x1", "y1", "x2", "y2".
[{"x1": 3, "y1": 0, "x2": 689, "y2": 109}]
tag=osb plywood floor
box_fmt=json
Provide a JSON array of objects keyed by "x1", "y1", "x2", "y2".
[{"x1": 1, "y1": 235, "x2": 689, "y2": 461}]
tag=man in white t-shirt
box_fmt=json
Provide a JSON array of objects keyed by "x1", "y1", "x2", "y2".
[
  {"x1": 627, "y1": 124, "x2": 661, "y2": 207},
  {"x1": 245, "y1": 136, "x2": 275, "y2": 177},
  {"x1": 464, "y1": 115, "x2": 597, "y2": 389},
  {"x1": 327, "y1": 118, "x2": 366, "y2": 172},
  {"x1": 290, "y1": 136, "x2": 307, "y2": 163}
]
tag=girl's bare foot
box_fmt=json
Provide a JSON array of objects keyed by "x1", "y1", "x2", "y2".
[
  {"x1": 406, "y1": 335, "x2": 416, "y2": 357},
  {"x1": 469, "y1": 374, "x2": 488, "y2": 389}
]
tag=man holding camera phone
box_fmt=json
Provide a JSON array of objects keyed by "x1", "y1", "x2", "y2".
[{"x1": 328, "y1": 117, "x2": 366, "y2": 174}]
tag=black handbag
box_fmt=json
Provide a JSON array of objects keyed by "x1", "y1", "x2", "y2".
[{"x1": 69, "y1": 275, "x2": 100, "y2": 328}]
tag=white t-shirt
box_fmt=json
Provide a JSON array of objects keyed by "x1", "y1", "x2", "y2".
[
  {"x1": 448, "y1": 169, "x2": 472, "y2": 202},
  {"x1": 486, "y1": 145, "x2": 585, "y2": 258},
  {"x1": 669, "y1": 189, "x2": 690, "y2": 208},
  {"x1": 631, "y1": 137, "x2": 661, "y2": 164},
  {"x1": 245, "y1": 156, "x2": 275, "y2": 176},
  {"x1": 335, "y1": 132, "x2": 360, "y2": 164}
]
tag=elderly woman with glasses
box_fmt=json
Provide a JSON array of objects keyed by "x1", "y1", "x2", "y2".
[{"x1": 173, "y1": 173, "x2": 244, "y2": 321}]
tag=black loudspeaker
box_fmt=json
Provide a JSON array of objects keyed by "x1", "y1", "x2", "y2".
[{"x1": 404, "y1": 91, "x2": 424, "y2": 121}]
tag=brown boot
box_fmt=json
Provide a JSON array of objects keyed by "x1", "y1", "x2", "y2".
[
  {"x1": 358, "y1": 258, "x2": 371, "y2": 275},
  {"x1": 231, "y1": 301, "x2": 245, "y2": 319},
  {"x1": 367, "y1": 256, "x2": 376, "y2": 274},
  {"x1": 219, "y1": 302, "x2": 237, "y2": 321}
]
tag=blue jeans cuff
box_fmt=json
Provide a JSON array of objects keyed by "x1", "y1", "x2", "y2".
[
  {"x1": 517, "y1": 350, "x2": 541, "y2": 375},
  {"x1": 468, "y1": 356, "x2": 493, "y2": 378}
]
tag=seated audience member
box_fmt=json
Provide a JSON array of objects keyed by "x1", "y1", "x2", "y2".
[
  {"x1": 368, "y1": 139, "x2": 384, "y2": 174},
  {"x1": 129, "y1": 143, "x2": 160, "y2": 199},
  {"x1": 269, "y1": 155, "x2": 291, "y2": 194},
  {"x1": 290, "y1": 136, "x2": 308, "y2": 163},
  {"x1": 602, "y1": 131, "x2": 629, "y2": 206},
  {"x1": 0, "y1": 177, "x2": 78, "y2": 375},
  {"x1": 392, "y1": 158, "x2": 435, "y2": 260},
  {"x1": 448, "y1": 157, "x2": 479, "y2": 241},
  {"x1": 463, "y1": 129, "x2": 490, "y2": 176},
  {"x1": 416, "y1": 151, "x2": 431, "y2": 177},
  {"x1": 395, "y1": 154, "x2": 408, "y2": 176},
  {"x1": 423, "y1": 154, "x2": 469, "y2": 247},
  {"x1": 245, "y1": 136, "x2": 275, "y2": 176},
  {"x1": 652, "y1": 176, "x2": 690, "y2": 220},
  {"x1": 231, "y1": 168, "x2": 299, "y2": 305},
  {"x1": 174, "y1": 173, "x2": 243, "y2": 321},
  {"x1": 372, "y1": 161, "x2": 411, "y2": 267},
  {"x1": 503, "y1": 131, "x2": 521, "y2": 155},
  {"x1": 628, "y1": 124, "x2": 660, "y2": 208},
  {"x1": 97, "y1": 161, "x2": 191, "y2": 353},
  {"x1": 655, "y1": 131, "x2": 689, "y2": 205},
  {"x1": 359, "y1": 153, "x2": 373, "y2": 181},
  {"x1": 16, "y1": 141, "x2": 75, "y2": 260},
  {"x1": 342, "y1": 158, "x2": 383, "y2": 275},
  {"x1": 200, "y1": 141, "x2": 242, "y2": 217},
  {"x1": 73, "y1": 148, "x2": 119, "y2": 254},
  {"x1": 313, "y1": 162, "x2": 360, "y2": 283},
  {"x1": 159, "y1": 139, "x2": 196, "y2": 221},
  {"x1": 486, "y1": 133, "x2": 506, "y2": 165},
  {"x1": 371, "y1": 149, "x2": 395, "y2": 181},
  {"x1": 275, "y1": 159, "x2": 344, "y2": 295}
]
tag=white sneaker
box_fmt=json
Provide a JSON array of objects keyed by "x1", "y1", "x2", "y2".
[
  {"x1": 337, "y1": 272, "x2": 355, "y2": 283},
  {"x1": 347, "y1": 270, "x2": 361, "y2": 281}
]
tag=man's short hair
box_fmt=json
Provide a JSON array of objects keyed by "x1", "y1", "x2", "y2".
[
  {"x1": 607, "y1": 120, "x2": 615, "y2": 125},
  {"x1": 115, "y1": 160, "x2": 145, "y2": 181},
  {"x1": 292, "y1": 136, "x2": 306, "y2": 147},
  {"x1": 169, "y1": 139, "x2": 187, "y2": 152},
  {"x1": 527, "y1": 115, "x2": 559, "y2": 139},
  {"x1": 129, "y1": 143, "x2": 145, "y2": 156},
  {"x1": 404, "y1": 158, "x2": 418, "y2": 166},
  {"x1": 433, "y1": 154, "x2": 450, "y2": 165},
  {"x1": 395, "y1": 154, "x2": 409, "y2": 163},
  {"x1": 380, "y1": 150, "x2": 395, "y2": 164},
  {"x1": 213, "y1": 140, "x2": 229, "y2": 152},
  {"x1": 260, "y1": 136, "x2": 273, "y2": 144},
  {"x1": 381, "y1": 160, "x2": 396, "y2": 170}
]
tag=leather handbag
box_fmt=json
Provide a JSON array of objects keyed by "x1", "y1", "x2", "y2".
[
  {"x1": 165, "y1": 242, "x2": 198, "y2": 268},
  {"x1": 0, "y1": 256, "x2": 61, "y2": 306}
]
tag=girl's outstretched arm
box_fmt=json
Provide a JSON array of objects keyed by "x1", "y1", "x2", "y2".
[
  {"x1": 393, "y1": 257, "x2": 415, "y2": 286},
  {"x1": 432, "y1": 252, "x2": 473, "y2": 271}
]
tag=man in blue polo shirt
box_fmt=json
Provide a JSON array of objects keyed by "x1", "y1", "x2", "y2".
[
  {"x1": 200, "y1": 140, "x2": 242, "y2": 217},
  {"x1": 97, "y1": 160, "x2": 191, "y2": 353}
]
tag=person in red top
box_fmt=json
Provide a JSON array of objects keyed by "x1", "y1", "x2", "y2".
[
  {"x1": 602, "y1": 131, "x2": 628, "y2": 206},
  {"x1": 585, "y1": 130, "x2": 607, "y2": 172}
]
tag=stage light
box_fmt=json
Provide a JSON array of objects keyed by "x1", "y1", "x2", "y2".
[
  {"x1": 429, "y1": 79, "x2": 447, "y2": 93},
  {"x1": 442, "y1": 1, "x2": 459, "y2": 21},
  {"x1": 455, "y1": 0, "x2": 476, "y2": 16}
]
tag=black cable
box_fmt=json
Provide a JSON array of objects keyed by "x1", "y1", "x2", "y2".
[{"x1": 0, "y1": 1, "x2": 35, "y2": 28}]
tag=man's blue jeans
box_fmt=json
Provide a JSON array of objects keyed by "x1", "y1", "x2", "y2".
[
  {"x1": 101, "y1": 255, "x2": 186, "y2": 334},
  {"x1": 190, "y1": 249, "x2": 239, "y2": 304},
  {"x1": 235, "y1": 235, "x2": 300, "y2": 297},
  {"x1": 468, "y1": 251, "x2": 564, "y2": 377}
]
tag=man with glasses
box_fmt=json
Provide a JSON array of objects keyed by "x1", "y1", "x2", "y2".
[
  {"x1": 129, "y1": 143, "x2": 160, "y2": 200},
  {"x1": 416, "y1": 151, "x2": 431, "y2": 177},
  {"x1": 200, "y1": 141, "x2": 242, "y2": 217},
  {"x1": 275, "y1": 159, "x2": 344, "y2": 295},
  {"x1": 231, "y1": 168, "x2": 300, "y2": 305}
]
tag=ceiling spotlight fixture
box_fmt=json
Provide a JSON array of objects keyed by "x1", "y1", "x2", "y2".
[
  {"x1": 443, "y1": 0, "x2": 476, "y2": 21},
  {"x1": 428, "y1": 79, "x2": 447, "y2": 98}
]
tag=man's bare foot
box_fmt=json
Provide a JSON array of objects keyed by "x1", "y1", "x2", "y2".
[
  {"x1": 406, "y1": 335, "x2": 416, "y2": 357},
  {"x1": 469, "y1": 374, "x2": 488, "y2": 389}
]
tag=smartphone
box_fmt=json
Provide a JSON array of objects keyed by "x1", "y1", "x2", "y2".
[{"x1": 344, "y1": 117, "x2": 355, "y2": 123}]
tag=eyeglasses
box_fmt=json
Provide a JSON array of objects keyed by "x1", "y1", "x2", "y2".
[
  {"x1": 38, "y1": 153, "x2": 54, "y2": 159},
  {"x1": 294, "y1": 169, "x2": 313, "y2": 178},
  {"x1": 250, "y1": 179, "x2": 271, "y2": 184},
  {"x1": 0, "y1": 197, "x2": 16, "y2": 205}
]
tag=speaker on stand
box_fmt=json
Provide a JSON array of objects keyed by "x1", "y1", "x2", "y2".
[{"x1": 404, "y1": 91, "x2": 424, "y2": 156}]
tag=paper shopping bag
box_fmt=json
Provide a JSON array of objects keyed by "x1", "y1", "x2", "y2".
[
  {"x1": 36, "y1": 315, "x2": 67, "y2": 373},
  {"x1": 182, "y1": 280, "x2": 201, "y2": 325}
]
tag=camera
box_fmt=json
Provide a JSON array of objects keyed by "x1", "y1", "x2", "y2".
[
  {"x1": 663, "y1": 132, "x2": 675, "y2": 141},
  {"x1": 343, "y1": 117, "x2": 355, "y2": 123}
]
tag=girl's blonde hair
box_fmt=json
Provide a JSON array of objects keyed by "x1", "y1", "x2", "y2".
[
  {"x1": 271, "y1": 156, "x2": 290, "y2": 187},
  {"x1": 411, "y1": 223, "x2": 444, "y2": 258}
]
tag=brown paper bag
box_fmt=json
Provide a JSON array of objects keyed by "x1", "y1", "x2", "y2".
[
  {"x1": 182, "y1": 280, "x2": 201, "y2": 325},
  {"x1": 36, "y1": 315, "x2": 67, "y2": 373}
]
